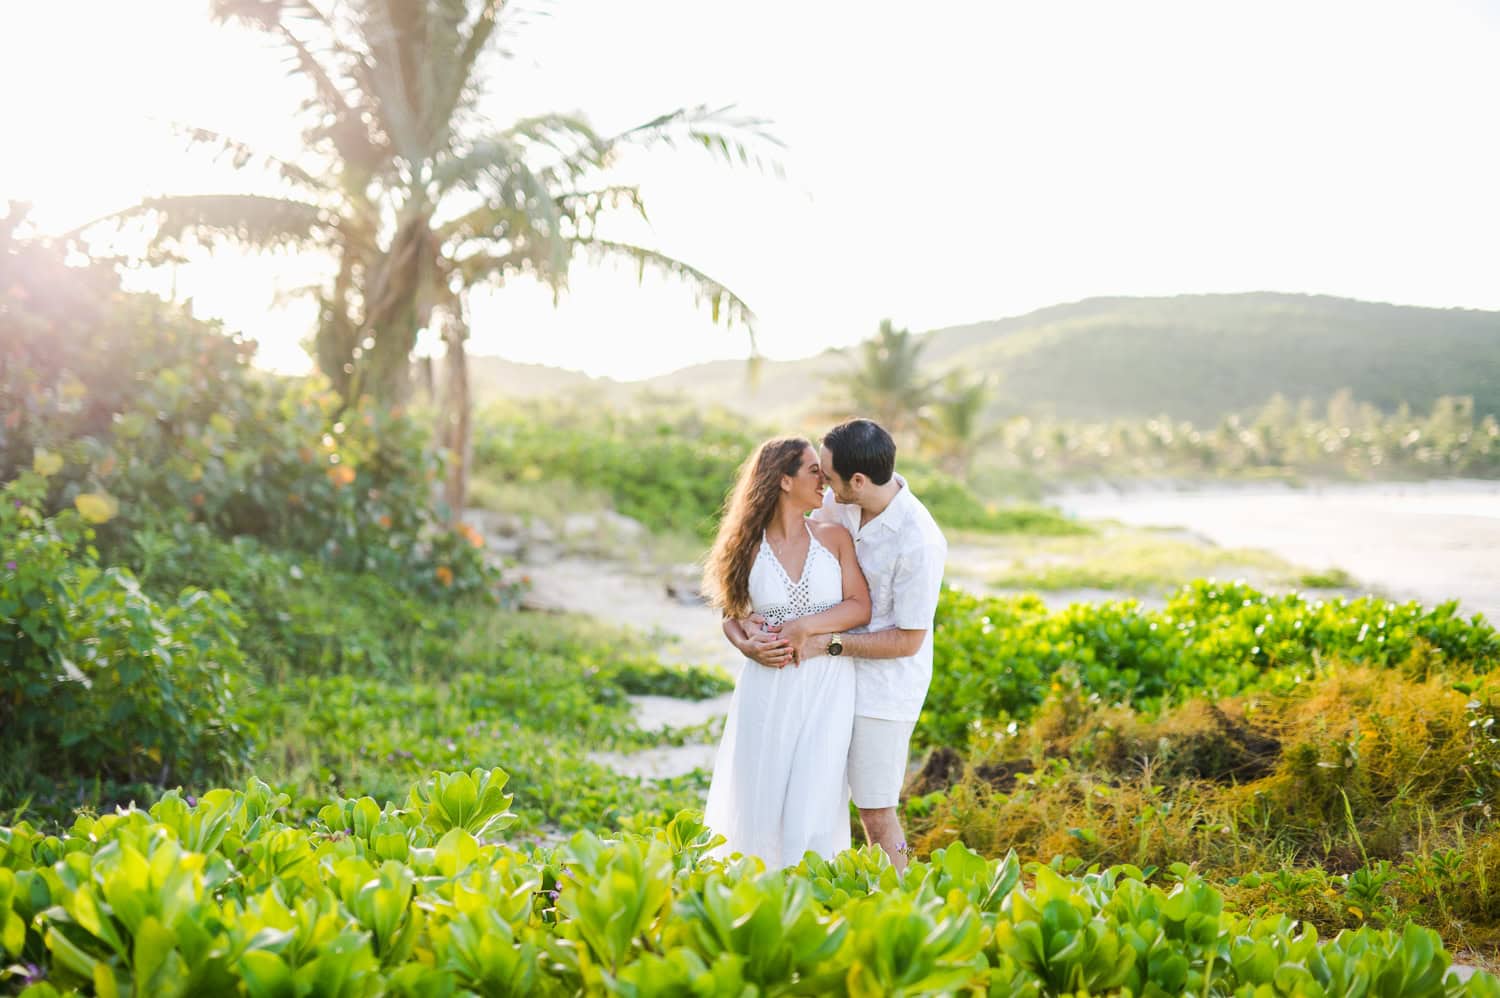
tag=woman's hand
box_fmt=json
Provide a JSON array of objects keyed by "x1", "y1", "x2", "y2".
[
  {"x1": 776, "y1": 618, "x2": 816, "y2": 664},
  {"x1": 735, "y1": 615, "x2": 794, "y2": 669}
]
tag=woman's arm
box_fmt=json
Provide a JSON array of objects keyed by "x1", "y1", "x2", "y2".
[{"x1": 777, "y1": 524, "x2": 871, "y2": 660}]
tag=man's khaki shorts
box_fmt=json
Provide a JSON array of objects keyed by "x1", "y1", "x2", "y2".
[{"x1": 848, "y1": 715, "x2": 916, "y2": 809}]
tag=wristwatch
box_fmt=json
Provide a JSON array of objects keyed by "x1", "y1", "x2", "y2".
[{"x1": 826, "y1": 633, "x2": 844, "y2": 657}]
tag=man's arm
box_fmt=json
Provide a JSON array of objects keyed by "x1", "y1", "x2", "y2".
[
  {"x1": 799, "y1": 537, "x2": 945, "y2": 661},
  {"x1": 831, "y1": 627, "x2": 925, "y2": 660}
]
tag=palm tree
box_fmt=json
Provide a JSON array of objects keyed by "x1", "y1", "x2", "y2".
[
  {"x1": 838, "y1": 319, "x2": 933, "y2": 441},
  {"x1": 80, "y1": 0, "x2": 777, "y2": 513},
  {"x1": 921, "y1": 371, "x2": 994, "y2": 478}
]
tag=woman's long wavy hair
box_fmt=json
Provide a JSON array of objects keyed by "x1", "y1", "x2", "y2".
[{"x1": 702, "y1": 437, "x2": 812, "y2": 619}]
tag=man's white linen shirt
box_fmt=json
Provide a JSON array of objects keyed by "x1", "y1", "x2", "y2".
[{"x1": 813, "y1": 474, "x2": 947, "y2": 722}]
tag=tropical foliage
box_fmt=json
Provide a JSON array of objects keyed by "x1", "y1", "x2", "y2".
[
  {"x1": 903, "y1": 658, "x2": 1500, "y2": 953},
  {"x1": 1, "y1": 774, "x2": 1494, "y2": 995},
  {"x1": 922, "y1": 370, "x2": 995, "y2": 478},
  {"x1": 1, "y1": 475, "x2": 251, "y2": 800},
  {"x1": 988, "y1": 391, "x2": 1500, "y2": 483},
  {"x1": 79, "y1": 0, "x2": 772, "y2": 515},
  {"x1": 1, "y1": 215, "x2": 494, "y2": 598},
  {"x1": 837, "y1": 318, "x2": 933, "y2": 440},
  {"x1": 470, "y1": 398, "x2": 1081, "y2": 542},
  {"x1": 924, "y1": 580, "x2": 1499, "y2": 748}
]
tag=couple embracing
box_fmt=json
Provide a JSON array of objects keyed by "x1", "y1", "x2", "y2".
[{"x1": 701, "y1": 418, "x2": 947, "y2": 871}]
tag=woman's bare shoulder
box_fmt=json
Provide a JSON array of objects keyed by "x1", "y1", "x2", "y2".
[{"x1": 810, "y1": 519, "x2": 852, "y2": 547}]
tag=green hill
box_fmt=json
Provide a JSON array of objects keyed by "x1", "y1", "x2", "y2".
[
  {"x1": 466, "y1": 293, "x2": 1500, "y2": 424},
  {"x1": 917, "y1": 293, "x2": 1500, "y2": 423}
]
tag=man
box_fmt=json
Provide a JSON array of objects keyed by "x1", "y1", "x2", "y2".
[{"x1": 724, "y1": 418, "x2": 947, "y2": 872}]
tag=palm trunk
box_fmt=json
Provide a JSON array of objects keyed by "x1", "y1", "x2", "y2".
[
  {"x1": 439, "y1": 313, "x2": 472, "y2": 520},
  {"x1": 357, "y1": 215, "x2": 431, "y2": 405}
]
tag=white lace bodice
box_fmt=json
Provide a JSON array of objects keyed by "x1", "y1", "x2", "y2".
[{"x1": 748, "y1": 523, "x2": 843, "y2": 628}]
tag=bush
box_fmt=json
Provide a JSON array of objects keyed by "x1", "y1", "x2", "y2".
[
  {"x1": 902, "y1": 664, "x2": 1500, "y2": 950},
  {"x1": 925, "y1": 579, "x2": 1500, "y2": 747},
  {"x1": 0, "y1": 224, "x2": 495, "y2": 602},
  {"x1": 472, "y1": 399, "x2": 1084, "y2": 541},
  {"x1": 124, "y1": 520, "x2": 470, "y2": 684},
  {"x1": 473, "y1": 400, "x2": 750, "y2": 540},
  {"x1": 1, "y1": 773, "x2": 1495, "y2": 995},
  {"x1": 0, "y1": 475, "x2": 252, "y2": 803}
]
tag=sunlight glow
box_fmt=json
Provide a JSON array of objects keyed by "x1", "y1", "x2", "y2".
[{"x1": 3, "y1": 0, "x2": 1498, "y2": 380}]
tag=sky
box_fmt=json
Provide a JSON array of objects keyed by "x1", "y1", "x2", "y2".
[{"x1": 4, "y1": 1, "x2": 1499, "y2": 380}]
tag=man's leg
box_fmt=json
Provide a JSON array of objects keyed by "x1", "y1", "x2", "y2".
[
  {"x1": 848, "y1": 715, "x2": 916, "y2": 874},
  {"x1": 857, "y1": 805, "x2": 909, "y2": 873}
]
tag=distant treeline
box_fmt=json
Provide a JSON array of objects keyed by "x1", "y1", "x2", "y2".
[{"x1": 977, "y1": 391, "x2": 1500, "y2": 484}]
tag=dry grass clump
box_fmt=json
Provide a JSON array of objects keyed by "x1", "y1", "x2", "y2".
[{"x1": 903, "y1": 659, "x2": 1500, "y2": 947}]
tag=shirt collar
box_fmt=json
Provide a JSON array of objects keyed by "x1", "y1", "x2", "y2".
[{"x1": 863, "y1": 473, "x2": 913, "y2": 534}]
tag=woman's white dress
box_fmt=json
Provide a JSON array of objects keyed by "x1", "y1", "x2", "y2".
[{"x1": 704, "y1": 524, "x2": 856, "y2": 867}]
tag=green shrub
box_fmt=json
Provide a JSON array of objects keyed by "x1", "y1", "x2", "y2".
[
  {"x1": 473, "y1": 399, "x2": 1084, "y2": 541},
  {"x1": 0, "y1": 475, "x2": 252, "y2": 803},
  {"x1": 0, "y1": 227, "x2": 495, "y2": 602},
  {"x1": 0, "y1": 774, "x2": 1492, "y2": 995},
  {"x1": 125, "y1": 520, "x2": 470, "y2": 683},
  {"x1": 926, "y1": 579, "x2": 1500, "y2": 747},
  {"x1": 473, "y1": 400, "x2": 749, "y2": 540}
]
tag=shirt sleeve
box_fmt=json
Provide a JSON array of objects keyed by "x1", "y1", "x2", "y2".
[{"x1": 892, "y1": 537, "x2": 947, "y2": 630}]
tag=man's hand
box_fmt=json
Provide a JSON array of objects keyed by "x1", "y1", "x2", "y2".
[
  {"x1": 795, "y1": 632, "x2": 829, "y2": 664},
  {"x1": 776, "y1": 618, "x2": 825, "y2": 667}
]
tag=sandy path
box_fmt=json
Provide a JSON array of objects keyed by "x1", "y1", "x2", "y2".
[
  {"x1": 518, "y1": 554, "x2": 736, "y2": 778},
  {"x1": 521, "y1": 555, "x2": 744, "y2": 675}
]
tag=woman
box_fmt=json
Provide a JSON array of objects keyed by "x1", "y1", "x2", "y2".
[{"x1": 701, "y1": 437, "x2": 871, "y2": 867}]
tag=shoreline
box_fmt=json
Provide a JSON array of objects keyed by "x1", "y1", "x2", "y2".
[{"x1": 1052, "y1": 480, "x2": 1500, "y2": 622}]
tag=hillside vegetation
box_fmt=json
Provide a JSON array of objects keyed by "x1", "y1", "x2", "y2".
[{"x1": 463, "y1": 293, "x2": 1500, "y2": 426}]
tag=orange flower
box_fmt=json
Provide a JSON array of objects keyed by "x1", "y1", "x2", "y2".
[
  {"x1": 328, "y1": 465, "x2": 356, "y2": 487},
  {"x1": 458, "y1": 523, "x2": 485, "y2": 549},
  {"x1": 191, "y1": 492, "x2": 206, "y2": 508},
  {"x1": 378, "y1": 514, "x2": 393, "y2": 529},
  {"x1": 435, "y1": 565, "x2": 454, "y2": 587}
]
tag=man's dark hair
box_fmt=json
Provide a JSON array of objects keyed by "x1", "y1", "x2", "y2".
[{"x1": 822, "y1": 418, "x2": 895, "y2": 486}]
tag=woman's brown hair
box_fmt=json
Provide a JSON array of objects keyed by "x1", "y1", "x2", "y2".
[{"x1": 702, "y1": 437, "x2": 812, "y2": 619}]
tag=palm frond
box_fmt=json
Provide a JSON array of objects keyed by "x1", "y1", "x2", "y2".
[
  {"x1": 575, "y1": 237, "x2": 756, "y2": 339},
  {"x1": 80, "y1": 195, "x2": 328, "y2": 255},
  {"x1": 431, "y1": 134, "x2": 565, "y2": 268},
  {"x1": 557, "y1": 185, "x2": 648, "y2": 232},
  {"x1": 361, "y1": 0, "x2": 430, "y2": 163},
  {"x1": 439, "y1": 115, "x2": 605, "y2": 195},
  {"x1": 614, "y1": 103, "x2": 785, "y2": 176},
  {"x1": 435, "y1": 201, "x2": 532, "y2": 244},
  {"x1": 505, "y1": 114, "x2": 607, "y2": 164},
  {"x1": 454, "y1": 245, "x2": 547, "y2": 287},
  {"x1": 171, "y1": 125, "x2": 329, "y2": 195},
  {"x1": 209, "y1": 0, "x2": 297, "y2": 31},
  {"x1": 422, "y1": 0, "x2": 487, "y2": 144},
  {"x1": 211, "y1": 1, "x2": 392, "y2": 174}
]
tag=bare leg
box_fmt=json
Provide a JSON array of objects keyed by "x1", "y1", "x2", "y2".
[{"x1": 857, "y1": 806, "x2": 909, "y2": 874}]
